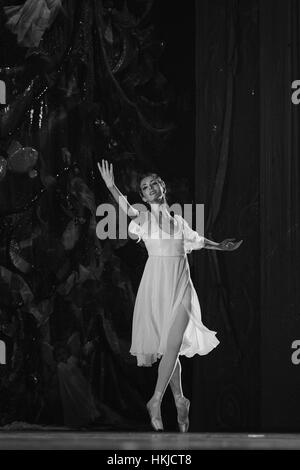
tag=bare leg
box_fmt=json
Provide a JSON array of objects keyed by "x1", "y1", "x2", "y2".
[
  {"x1": 155, "y1": 304, "x2": 189, "y2": 396},
  {"x1": 147, "y1": 303, "x2": 189, "y2": 427},
  {"x1": 169, "y1": 357, "x2": 191, "y2": 431},
  {"x1": 169, "y1": 358, "x2": 184, "y2": 400}
]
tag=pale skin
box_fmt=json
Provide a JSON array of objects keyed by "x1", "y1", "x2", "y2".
[{"x1": 97, "y1": 158, "x2": 243, "y2": 431}]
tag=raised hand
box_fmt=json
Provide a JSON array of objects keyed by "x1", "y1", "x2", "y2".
[
  {"x1": 218, "y1": 238, "x2": 243, "y2": 251},
  {"x1": 97, "y1": 159, "x2": 114, "y2": 188}
]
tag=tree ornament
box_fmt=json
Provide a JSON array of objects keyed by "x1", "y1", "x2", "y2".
[
  {"x1": 28, "y1": 169, "x2": 38, "y2": 178},
  {"x1": 9, "y1": 239, "x2": 32, "y2": 273},
  {"x1": 0, "y1": 157, "x2": 7, "y2": 181},
  {"x1": 104, "y1": 17, "x2": 114, "y2": 45},
  {"x1": 7, "y1": 147, "x2": 38, "y2": 173},
  {"x1": 7, "y1": 140, "x2": 22, "y2": 155},
  {"x1": 61, "y1": 219, "x2": 81, "y2": 251}
]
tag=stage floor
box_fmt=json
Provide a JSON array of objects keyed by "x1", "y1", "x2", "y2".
[{"x1": 0, "y1": 430, "x2": 300, "y2": 450}]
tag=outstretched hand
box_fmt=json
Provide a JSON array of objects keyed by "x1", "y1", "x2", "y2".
[
  {"x1": 218, "y1": 238, "x2": 243, "y2": 251},
  {"x1": 97, "y1": 159, "x2": 114, "y2": 188}
]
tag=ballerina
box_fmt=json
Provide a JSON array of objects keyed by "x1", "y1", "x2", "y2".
[{"x1": 97, "y1": 159, "x2": 242, "y2": 432}]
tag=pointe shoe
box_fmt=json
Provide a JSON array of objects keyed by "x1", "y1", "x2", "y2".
[
  {"x1": 146, "y1": 394, "x2": 164, "y2": 432},
  {"x1": 174, "y1": 396, "x2": 190, "y2": 433}
]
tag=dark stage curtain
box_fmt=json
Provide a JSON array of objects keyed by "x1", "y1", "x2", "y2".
[
  {"x1": 194, "y1": 0, "x2": 300, "y2": 432},
  {"x1": 260, "y1": 0, "x2": 300, "y2": 431},
  {"x1": 194, "y1": 0, "x2": 260, "y2": 431}
]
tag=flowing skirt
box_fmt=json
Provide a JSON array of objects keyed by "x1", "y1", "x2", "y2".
[{"x1": 130, "y1": 255, "x2": 219, "y2": 367}]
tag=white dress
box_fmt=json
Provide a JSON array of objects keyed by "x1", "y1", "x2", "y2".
[{"x1": 128, "y1": 212, "x2": 219, "y2": 367}]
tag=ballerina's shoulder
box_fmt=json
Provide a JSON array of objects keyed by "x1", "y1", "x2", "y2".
[{"x1": 128, "y1": 211, "x2": 148, "y2": 240}]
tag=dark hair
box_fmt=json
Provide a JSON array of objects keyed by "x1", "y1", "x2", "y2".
[{"x1": 139, "y1": 172, "x2": 167, "y2": 204}]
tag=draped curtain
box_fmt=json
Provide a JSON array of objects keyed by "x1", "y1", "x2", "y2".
[
  {"x1": 260, "y1": 0, "x2": 300, "y2": 431},
  {"x1": 193, "y1": 0, "x2": 260, "y2": 431},
  {"x1": 194, "y1": 0, "x2": 300, "y2": 432}
]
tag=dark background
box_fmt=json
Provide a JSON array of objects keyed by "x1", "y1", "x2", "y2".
[
  {"x1": 152, "y1": 0, "x2": 195, "y2": 180},
  {"x1": 0, "y1": 0, "x2": 299, "y2": 432}
]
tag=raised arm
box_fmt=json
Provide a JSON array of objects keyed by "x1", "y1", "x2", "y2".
[{"x1": 97, "y1": 159, "x2": 139, "y2": 218}]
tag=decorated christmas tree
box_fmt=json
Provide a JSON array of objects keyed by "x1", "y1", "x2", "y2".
[{"x1": 0, "y1": 0, "x2": 172, "y2": 427}]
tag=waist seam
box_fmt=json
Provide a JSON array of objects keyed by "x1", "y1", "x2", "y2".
[{"x1": 148, "y1": 254, "x2": 186, "y2": 258}]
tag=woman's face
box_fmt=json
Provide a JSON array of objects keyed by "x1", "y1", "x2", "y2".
[{"x1": 140, "y1": 176, "x2": 165, "y2": 204}]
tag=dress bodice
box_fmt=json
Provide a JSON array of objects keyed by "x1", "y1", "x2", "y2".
[
  {"x1": 128, "y1": 212, "x2": 205, "y2": 256},
  {"x1": 144, "y1": 238, "x2": 186, "y2": 256}
]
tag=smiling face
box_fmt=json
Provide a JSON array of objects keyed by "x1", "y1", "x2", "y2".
[{"x1": 139, "y1": 175, "x2": 166, "y2": 204}]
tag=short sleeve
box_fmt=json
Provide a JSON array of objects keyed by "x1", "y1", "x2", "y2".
[
  {"x1": 128, "y1": 212, "x2": 147, "y2": 243},
  {"x1": 128, "y1": 219, "x2": 143, "y2": 242},
  {"x1": 179, "y1": 216, "x2": 205, "y2": 253}
]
